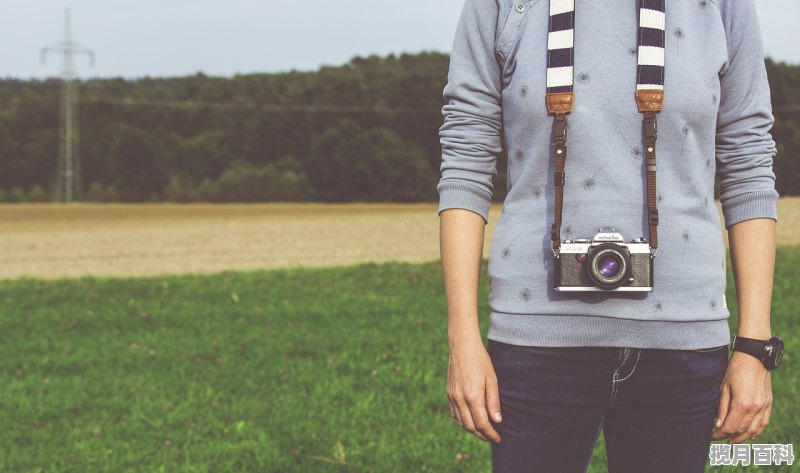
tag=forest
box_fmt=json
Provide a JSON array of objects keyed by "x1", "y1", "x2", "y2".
[{"x1": 0, "y1": 52, "x2": 797, "y2": 203}]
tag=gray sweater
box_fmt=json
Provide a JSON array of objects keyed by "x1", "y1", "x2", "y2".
[{"x1": 437, "y1": 0, "x2": 779, "y2": 349}]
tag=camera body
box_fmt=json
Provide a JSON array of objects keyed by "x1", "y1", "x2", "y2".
[{"x1": 554, "y1": 227, "x2": 653, "y2": 291}]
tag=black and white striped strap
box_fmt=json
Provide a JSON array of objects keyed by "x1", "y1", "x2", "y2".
[
  {"x1": 545, "y1": 0, "x2": 665, "y2": 257},
  {"x1": 546, "y1": 0, "x2": 665, "y2": 94}
]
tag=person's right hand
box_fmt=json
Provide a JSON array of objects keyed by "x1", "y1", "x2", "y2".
[{"x1": 446, "y1": 338, "x2": 502, "y2": 443}]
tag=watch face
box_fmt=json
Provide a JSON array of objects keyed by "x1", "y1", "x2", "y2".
[
  {"x1": 773, "y1": 338, "x2": 784, "y2": 368},
  {"x1": 767, "y1": 336, "x2": 784, "y2": 369}
]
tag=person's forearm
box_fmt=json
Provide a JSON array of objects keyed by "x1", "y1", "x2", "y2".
[
  {"x1": 727, "y1": 217, "x2": 776, "y2": 340},
  {"x1": 440, "y1": 208, "x2": 487, "y2": 349}
]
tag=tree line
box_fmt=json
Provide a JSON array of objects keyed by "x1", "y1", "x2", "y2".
[{"x1": 0, "y1": 52, "x2": 797, "y2": 203}]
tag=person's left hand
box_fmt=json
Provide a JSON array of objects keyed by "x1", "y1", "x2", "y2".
[{"x1": 711, "y1": 351, "x2": 773, "y2": 443}]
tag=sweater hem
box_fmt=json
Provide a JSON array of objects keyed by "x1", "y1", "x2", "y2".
[{"x1": 487, "y1": 311, "x2": 731, "y2": 350}]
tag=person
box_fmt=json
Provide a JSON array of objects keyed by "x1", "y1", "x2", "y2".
[{"x1": 437, "y1": 0, "x2": 782, "y2": 471}]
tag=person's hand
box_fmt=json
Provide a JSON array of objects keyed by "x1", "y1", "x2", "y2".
[
  {"x1": 446, "y1": 337, "x2": 502, "y2": 443},
  {"x1": 711, "y1": 351, "x2": 773, "y2": 443}
]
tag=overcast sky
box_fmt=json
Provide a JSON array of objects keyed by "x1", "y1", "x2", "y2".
[{"x1": 1, "y1": 0, "x2": 797, "y2": 80}]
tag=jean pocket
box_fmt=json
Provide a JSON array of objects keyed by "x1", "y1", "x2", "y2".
[{"x1": 690, "y1": 345, "x2": 728, "y2": 353}]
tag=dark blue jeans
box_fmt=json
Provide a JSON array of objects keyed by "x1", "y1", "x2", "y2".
[{"x1": 487, "y1": 339, "x2": 730, "y2": 473}]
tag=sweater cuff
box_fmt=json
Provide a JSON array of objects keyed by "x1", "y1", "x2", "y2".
[
  {"x1": 721, "y1": 190, "x2": 779, "y2": 230},
  {"x1": 437, "y1": 180, "x2": 493, "y2": 225}
]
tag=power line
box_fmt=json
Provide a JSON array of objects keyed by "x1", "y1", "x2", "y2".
[
  {"x1": 41, "y1": 7, "x2": 95, "y2": 204},
  {"x1": 81, "y1": 97, "x2": 436, "y2": 114}
]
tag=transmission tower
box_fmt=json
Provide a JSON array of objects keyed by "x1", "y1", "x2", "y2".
[{"x1": 41, "y1": 8, "x2": 95, "y2": 203}]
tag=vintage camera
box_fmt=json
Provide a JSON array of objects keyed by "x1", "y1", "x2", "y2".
[{"x1": 554, "y1": 227, "x2": 653, "y2": 291}]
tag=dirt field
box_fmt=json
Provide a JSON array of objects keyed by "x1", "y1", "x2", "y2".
[{"x1": 0, "y1": 199, "x2": 797, "y2": 280}]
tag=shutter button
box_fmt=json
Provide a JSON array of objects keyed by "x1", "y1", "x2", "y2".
[{"x1": 515, "y1": 1, "x2": 526, "y2": 13}]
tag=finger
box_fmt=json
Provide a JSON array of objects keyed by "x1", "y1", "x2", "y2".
[
  {"x1": 485, "y1": 375, "x2": 503, "y2": 424},
  {"x1": 735, "y1": 388, "x2": 769, "y2": 442},
  {"x1": 717, "y1": 389, "x2": 749, "y2": 443},
  {"x1": 722, "y1": 412, "x2": 749, "y2": 444},
  {"x1": 463, "y1": 390, "x2": 498, "y2": 442},
  {"x1": 446, "y1": 357, "x2": 463, "y2": 425},
  {"x1": 740, "y1": 410, "x2": 767, "y2": 443},
  {"x1": 752, "y1": 400, "x2": 772, "y2": 438},
  {"x1": 447, "y1": 393, "x2": 464, "y2": 427},
  {"x1": 465, "y1": 387, "x2": 501, "y2": 443},
  {"x1": 713, "y1": 400, "x2": 742, "y2": 441},
  {"x1": 730, "y1": 406, "x2": 764, "y2": 444},
  {"x1": 727, "y1": 395, "x2": 764, "y2": 444},
  {"x1": 736, "y1": 393, "x2": 772, "y2": 443},
  {"x1": 458, "y1": 394, "x2": 489, "y2": 442},
  {"x1": 446, "y1": 386, "x2": 454, "y2": 414},
  {"x1": 752, "y1": 375, "x2": 774, "y2": 438},
  {"x1": 447, "y1": 393, "x2": 461, "y2": 425},
  {"x1": 711, "y1": 383, "x2": 732, "y2": 440}
]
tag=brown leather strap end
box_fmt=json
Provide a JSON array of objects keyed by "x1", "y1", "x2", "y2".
[
  {"x1": 546, "y1": 92, "x2": 574, "y2": 114},
  {"x1": 635, "y1": 89, "x2": 664, "y2": 112}
]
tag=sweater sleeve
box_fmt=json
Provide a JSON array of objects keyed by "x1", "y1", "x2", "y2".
[
  {"x1": 715, "y1": 0, "x2": 780, "y2": 231},
  {"x1": 436, "y1": 0, "x2": 503, "y2": 225}
]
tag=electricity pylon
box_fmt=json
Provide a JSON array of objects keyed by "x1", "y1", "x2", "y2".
[{"x1": 41, "y1": 7, "x2": 95, "y2": 203}]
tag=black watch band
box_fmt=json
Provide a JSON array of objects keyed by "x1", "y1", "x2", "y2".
[{"x1": 731, "y1": 335, "x2": 784, "y2": 370}]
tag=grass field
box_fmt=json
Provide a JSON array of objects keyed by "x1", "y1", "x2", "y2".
[
  {"x1": 1, "y1": 201, "x2": 797, "y2": 471},
  {"x1": 1, "y1": 246, "x2": 798, "y2": 472},
  {"x1": 1, "y1": 198, "x2": 798, "y2": 280}
]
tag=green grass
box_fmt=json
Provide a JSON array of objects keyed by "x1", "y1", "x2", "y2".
[{"x1": 0, "y1": 247, "x2": 798, "y2": 472}]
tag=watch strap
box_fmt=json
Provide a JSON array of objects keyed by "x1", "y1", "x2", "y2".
[{"x1": 732, "y1": 336, "x2": 768, "y2": 361}]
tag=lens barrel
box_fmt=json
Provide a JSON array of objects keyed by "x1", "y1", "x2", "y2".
[{"x1": 585, "y1": 243, "x2": 631, "y2": 289}]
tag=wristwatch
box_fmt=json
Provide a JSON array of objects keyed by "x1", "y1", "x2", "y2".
[{"x1": 730, "y1": 335, "x2": 784, "y2": 370}]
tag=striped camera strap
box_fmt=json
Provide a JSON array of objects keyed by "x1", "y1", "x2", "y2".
[{"x1": 545, "y1": 0, "x2": 664, "y2": 259}]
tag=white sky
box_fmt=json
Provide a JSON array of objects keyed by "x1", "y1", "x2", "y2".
[{"x1": 0, "y1": 0, "x2": 797, "y2": 80}]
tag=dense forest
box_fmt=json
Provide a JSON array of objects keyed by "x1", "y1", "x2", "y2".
[{"x1": 0, "y1": 52, "x2": 797, "y2": 203}]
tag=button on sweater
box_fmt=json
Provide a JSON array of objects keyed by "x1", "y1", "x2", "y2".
[{"x1": 436, "y1": 0, "x2": 779, "y2": 349}]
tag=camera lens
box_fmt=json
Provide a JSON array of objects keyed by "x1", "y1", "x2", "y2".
[
  {"x1": 585, "y1": 243, "x2": 631, "y2": 289},
  {"x1": 598, "y1": 255, "x2": 621, "y2": 278}
]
